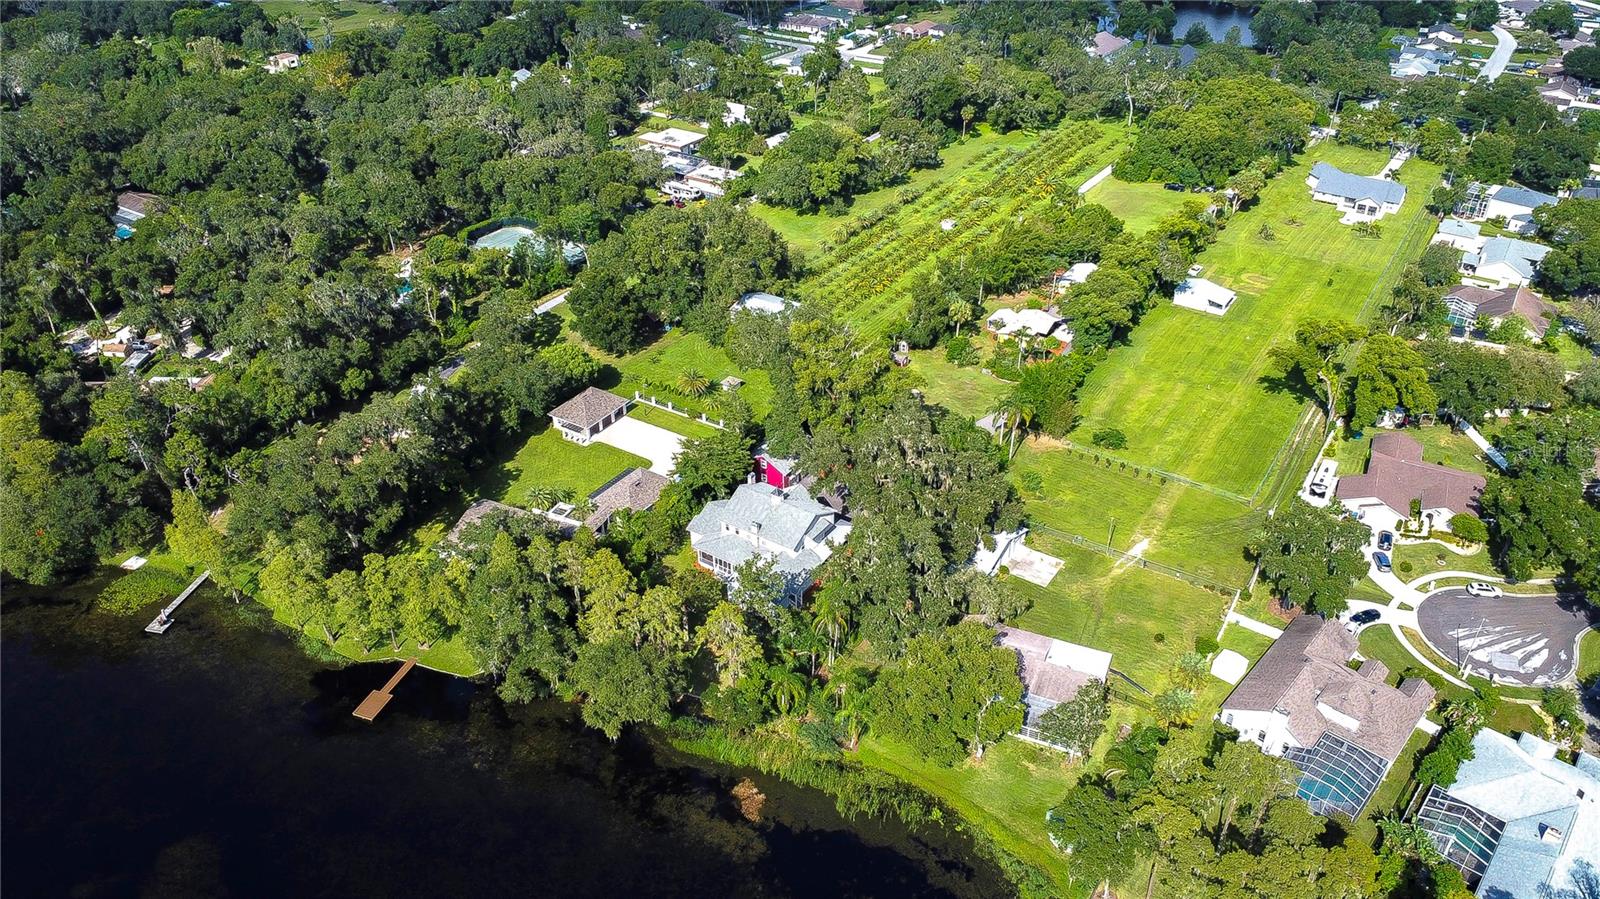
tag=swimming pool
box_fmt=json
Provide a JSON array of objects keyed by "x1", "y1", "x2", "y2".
[
  {"x1": 471, "y1": 225, "x2": 537, "y2": 251},
  {"x1": 114, "y1": 224, "x2": 135, "y2": 240}
]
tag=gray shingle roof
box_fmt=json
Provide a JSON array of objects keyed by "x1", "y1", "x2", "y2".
[
  {"x1": 549, "y1": 387, "x2": 628, "y2": 430},
  {"x1": 1491, "y1": 185, "x2": 1560, "y2": 211},
  {"x1": 1309, "y1": 162, "x2": 1407, "y2": 206},
  {"x1": 1223, "y1": 615, "x2": 1435, "y2": 762},
  {"x1": 1474, "y1": 236, "x2": 1552, "y2": 281},
  {"x1": 688, "y1": 482, "x2": 848, "y2": 577}
]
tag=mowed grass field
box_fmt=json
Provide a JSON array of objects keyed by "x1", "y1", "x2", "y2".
[
  {"x1": 1069, "y1": 144, "x2": 1444, "y2": 497},
  {"x1": 1007, "y1": 541, "x2": 1234, "y2": 688},
  {"x1": 1012, "y1": 444, "x2": 1260, "y2": 587},
  {"x1": 257, "y1": 0, "x2": 399, "y2": 35},
  {"x1": 1082, "y1": 175, "x2": 1194, "y2": 233}
]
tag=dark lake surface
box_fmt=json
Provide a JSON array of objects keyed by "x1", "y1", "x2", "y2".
[{"x1": 2, "y1": 582, "x2": 1011, "y2": 899}]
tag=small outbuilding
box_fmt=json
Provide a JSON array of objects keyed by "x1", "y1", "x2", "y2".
[
  {"x1": 1172, "y1": 277, "x2": 1237, "y2": 315},
  {"x1": 549, "y1": 387, "x2": 631, "y2": 445}
]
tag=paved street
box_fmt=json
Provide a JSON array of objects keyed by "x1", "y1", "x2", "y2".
[
  {"x1": 1482, "y1": 26, "x2": 1517, "y2": 82},
  {"x1": 1416, "y1": 589, "x2": 1598, "y2": 686}
]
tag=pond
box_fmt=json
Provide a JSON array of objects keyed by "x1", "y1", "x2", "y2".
[{"x1": 1, "y1": 580, "x2": 1011, "y2": 898}]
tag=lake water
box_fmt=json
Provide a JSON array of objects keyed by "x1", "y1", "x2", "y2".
[
  {"x1": 1103, "y1": 1, "x2": 1257, "y2": 46},
  {"x1": 2, "y1": 581, "x2": 1010, "y2": 898}
]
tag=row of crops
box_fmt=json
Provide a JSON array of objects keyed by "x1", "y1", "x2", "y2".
[{"x1": 798, "y1": 123, "x2": 1126, "y2": 340}]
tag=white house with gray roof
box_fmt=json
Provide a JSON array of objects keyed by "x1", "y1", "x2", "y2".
[
  {"x1": 1461, "y1": 235, "x2": 1552, "y2": 288},
  {"x1": 1306, "y1": 162, "x2": 1407, "y2": 222},
  {"x1": 688, "y1": 482, "x2": 851, "y2": 603},
  {"x1": 549, "y1": 387, "x2": 630, "y2": 445},
  {"x1": 1416, "y1": 729, "x2": 1600, "y2": 897}
]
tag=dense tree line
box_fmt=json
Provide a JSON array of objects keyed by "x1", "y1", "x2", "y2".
[{"x1": 1117, "y1": 74, "x2": 1317, "y2": 186}]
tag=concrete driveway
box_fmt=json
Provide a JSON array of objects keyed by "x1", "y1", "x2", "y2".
[
  {"x1": 592, "y1": 416, "x2": 685, "y2": 476},
  {"x1": 1482, "y1": 26, "x2": 1517, "y2": 82},
  {"x1": 1416, "y1": 589, "x2": 1598, "y2": 686}
]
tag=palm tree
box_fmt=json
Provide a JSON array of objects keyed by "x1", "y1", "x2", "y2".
[
  {"x1": 678, "y1": 369, "x2": 710, "y2": 397},
  {"x1": 948, "y1": 300, "x2": 973, "y2": 338},
  {"x1": 767, "y1": 666, "x2": 807, "y2": 716},
  {"x1": 526, "y1": 485, "x2": 573, "y2": 511},
  {"x1": 991, "y1": 390, "x2": 1036, "y2": 459},
  {"x1": 810, "y1": 589, "x2": 850, "y2": 666},
  {"x1": 835, "y1": 690, "x2": 869, "y2": 751}
]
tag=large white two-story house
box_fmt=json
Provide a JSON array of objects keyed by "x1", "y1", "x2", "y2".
[
  {"x1": 688, "y1": 482, "x2": 851, "y2": 603},
  {"x1": 1219, "y1": 615, "x2": 1435, "y2": 817}
]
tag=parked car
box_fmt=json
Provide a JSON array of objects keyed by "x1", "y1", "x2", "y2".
[
  {"x1": 1377, "y1": 531, "x2": 1394, "y2": 552},
  {"x1": 1351, "y1": 609, "x2": 1381, "y2": 626},
  {"x1": 1466, "y1": 583, "x2": 1503, "y2": 598},
  {"x1": 1163, "y1": 182, "x2": 1186, "y2": 192},
  {"x1": 1373, "y1": 551, "x2": 1392, "y2": 572}
]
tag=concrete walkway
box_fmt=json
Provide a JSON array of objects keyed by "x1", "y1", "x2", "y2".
[
  {"x1": 1225, "y1": 611, "x2": 1285, "y2": 639},
  {"x1": 1483, "y1": 26, "x2": 1517, "y2": 82},
  {"x1": 1078, "y1": 164, "x2": 1115, "y2": 195}
]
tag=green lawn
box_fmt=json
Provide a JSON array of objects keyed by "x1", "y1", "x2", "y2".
[
  {"x1": 570, "y1": 321, "x2": 774, "y2": 421},
  {"x1": 1367, "y1": 727, "x2": 1432, "y2": 821},
  {"x1": 499, "y1": 424, "x2": 650, "y2": 507},
  {"x1": 1582, "y1": 629, "x2": 1600, "y2": 685},
  {"x1": 1071, "y1": 144, "x2": 1443, "y2": 497},
  {"x1": 1488, "y1": 700, "x2": 1548, "y2": 739},
  {"x1": 1012, "y1": 444, "x2": 1260, "y2": 587},
  {"x1": 1006, "y1": 541, "x2": 1234, "y2": 688},
  {"x1": 256, "y1": 0, "x2": 398, "y2": 34},
  {"x1": 1082, "y1": 176, "x2": 1194, "y2": 233},
  {"x1": 857, "y1": 735, "x2": 1080, "y2": 896},
  {"x1": 751, "y1": 124, "x2": 1046, "y2": 257},
  {"x1": 628, "y1": 402, "x2": 719, "y2": 439},
  {"x1": 1359, "y1": 626, "x2": 1470, "y2": 702},
  {"x1": 1390, "y1": 540, "x2": 1490, "y2": 580},
  {"x1": 906, "y1": 348, "x2": 1012, "y2": 419}
]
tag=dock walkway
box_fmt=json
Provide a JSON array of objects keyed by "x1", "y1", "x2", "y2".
[
  {"x1": 353, "y1": 658, "x2": 418, "y2": 721},
  {"x1": 144, "y1": 571, "x2": 211, "y2": 634}
]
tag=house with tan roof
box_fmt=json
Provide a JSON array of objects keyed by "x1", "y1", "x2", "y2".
[
  {"x1": 1335, "y1": 432, "x2": 1486, "y2": 531},
  {"x1": 1220, "y1": 615, "x2": 1436, "y2": 817},
  {"x1": 549, "y1": 387, "x2": 630, "y2": 445},
  {"x1": 995, "y1": 625, "x2": 1112, "y2": 754},
  {"x1": 584, "y1": 467, "x2": 669, "y2": 534},
  {"x1": 1444, "y1": 283, "x2": 1559, "y2": 339}
]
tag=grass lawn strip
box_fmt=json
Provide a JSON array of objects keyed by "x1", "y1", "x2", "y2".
[
  {"x1": 1006, "y1": 540, "x2": 1233, "y2": 689},
  {"x1": 1082, "y1": 175, "x2": 1193, "y2": 233},
  {"x1": 628, "y1": 401, "x2": 720, "y2": 439},
  {"x1": 856, "y1": 736, "x2": 1080, "y2": 896}
]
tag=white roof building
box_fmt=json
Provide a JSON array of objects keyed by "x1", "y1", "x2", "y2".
[
  {"x1": 1417, "y1": 729, "x2": 1600, "y2": 898},
  {"x1": 1053, "y1": 262, "x2": 1098, "y2": 291},
  {"x1": 688, "y1": 482, "x2": 851, "y2": 604},
  {"x1": 1172, "y1": 277, "x2": 1237, "y2": 315},
  {"x1": 733, "y1": 292, "x2": 795, "y2": 315},
  {"x1": 637, "y1": 127, "x2": 706, "y2": 155}
]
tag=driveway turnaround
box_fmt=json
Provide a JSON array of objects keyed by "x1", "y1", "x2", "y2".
[
  {"x1": 592, "y1": 416, "x2": 685, "y2": 476},
  {"x1": 1416, "y1": 589, "x2": 1598, "y2": 686}
]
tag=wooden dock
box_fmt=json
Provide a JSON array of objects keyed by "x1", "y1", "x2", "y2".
[
  {"x1": 144, "y1": 571, "x2": 211, "y2": 634},
  {"x1": 353, "y1": 658, "x2": 417, "y2": 721}
]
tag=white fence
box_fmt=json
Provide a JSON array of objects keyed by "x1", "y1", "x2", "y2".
[{"x1": 632, "y1": 392, "x2": 728, "y2": 431}]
